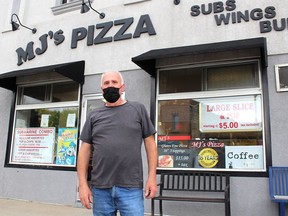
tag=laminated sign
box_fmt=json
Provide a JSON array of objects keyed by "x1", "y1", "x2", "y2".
[{"x1": 199, "y1": 95, "x2": 262, "y2": 132}]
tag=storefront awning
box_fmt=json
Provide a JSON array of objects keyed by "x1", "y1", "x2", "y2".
[
  {"x1": 0, "y1": 61, "x2": 85, "y2": 91},
  {"x1": 132, "y1": 37, "x2": 267, "y2": 76}
]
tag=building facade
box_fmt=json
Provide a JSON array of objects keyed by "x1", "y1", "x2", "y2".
[{"x1": 0, "y1": 0, "x2": 288, "y2": 215}]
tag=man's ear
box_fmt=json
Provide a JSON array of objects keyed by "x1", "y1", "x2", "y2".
[{"x1": 120, "y1": 84, "x2": 125, "y2": 94}]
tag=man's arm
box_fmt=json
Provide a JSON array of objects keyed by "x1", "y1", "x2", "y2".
[
  {"x1": 77, "y1": 141, "x2": 93, "y2": 209},
  {"x1": 144, "y1": 135, "x2": 158, "y2": 199}
]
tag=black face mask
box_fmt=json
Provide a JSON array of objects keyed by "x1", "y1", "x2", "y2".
[{"x1": 103, "y1": 87, "x2": 121, "y2": 103}]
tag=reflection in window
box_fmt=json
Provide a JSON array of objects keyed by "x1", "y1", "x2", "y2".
[
  {"x1": 159, "y1": 62, "x2": 259, "y2": 94},
  {"x1": 21, "y1": 85, "x2": 47, "y2": 104},
  {"x1": 207, "y1": 63, "x2": 259, "y2": 90},
  {"x1": 17, "y1": 82, "x2": 79, "y2": 105},
  {"x1": 159, "y1": 68, "x2": 202, "y2": 93},
  {"x1": 52, "y1": 82, "x2": 79, "y2": 102}
]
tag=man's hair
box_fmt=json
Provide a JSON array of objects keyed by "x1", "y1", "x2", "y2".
[{"x1": 101, "y1": 71, "x2": 124, "y2": 85}]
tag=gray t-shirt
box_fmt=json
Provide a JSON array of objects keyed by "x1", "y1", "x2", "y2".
[{"x1": 80, "y1": 101, "x2": 156, "y2": 188}]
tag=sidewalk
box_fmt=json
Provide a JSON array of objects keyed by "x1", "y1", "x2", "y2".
[{"x1": 0, "y1": 198, "x2": 92, "y2": 216}]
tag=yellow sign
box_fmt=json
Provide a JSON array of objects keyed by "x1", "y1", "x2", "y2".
[{"x1": 198, "y1": 148, "x2": 219, "y2": 168}]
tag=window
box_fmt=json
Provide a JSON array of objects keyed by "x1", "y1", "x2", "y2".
[
  {"x1": 275, "y1": 64, "x2": 288, "y2": 92},
  {"x1": 156, "y1": 60, "x2": 265, "y2": 171},
  {"x1": 9, "y1": 81, "x2": 80, "y2": 168}
]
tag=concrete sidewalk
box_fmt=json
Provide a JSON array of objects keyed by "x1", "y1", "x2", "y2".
[{"x1": 0, "y1": 198, "x2": 92, "y2": 216}]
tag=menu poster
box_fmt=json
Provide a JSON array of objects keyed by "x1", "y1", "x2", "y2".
[
  {"x1": 225, "y1": 145, "x2": 264, "y2": 169},
  {"x1": 158, "y1": 136, "x2": 192, "y2": 168},
  {"x1": 56, "y1": 128, "x2": 78, "y2": 166},
  {"x1": 158, "y1": 148, "x2": 193, "y2": 168},
  {"x1": 157, "y1": 138, "x2": 226, "y2": 169},
  {"x1": 199, "y1": 96, "x2": 262, "y2": 132},
  {"x1": 12, "y1": 128, "x2": 55, "y2": 164}
]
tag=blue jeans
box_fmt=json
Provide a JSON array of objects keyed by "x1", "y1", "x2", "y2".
[{"x1": 92, "y1": 186, "x2": 144, "y2": 216}]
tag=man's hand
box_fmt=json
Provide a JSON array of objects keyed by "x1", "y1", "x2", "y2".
[
  {"x1": 144, "y1": 135, "x2": 158, "y2": 199},
  {"x1": 77, "y1": 142, "x2": 93, "y2": 209},
  {"x1": 144, "y1": 178, "x2": 157, "y2": 199},
  {"x1": 79, "y1": 184, "x2": 93, "y2": 209}
]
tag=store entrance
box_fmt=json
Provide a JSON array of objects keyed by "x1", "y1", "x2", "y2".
[{"x1": 76, "y1": 94, "x2": 104, "y2": 204}]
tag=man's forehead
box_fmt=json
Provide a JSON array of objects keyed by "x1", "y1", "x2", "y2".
[
  {"x1": 102, "y1": 72, "x2": 121, "y2": 82},
  {"x1": 103, "y1": 73, "x2": 119, "y2": 80}
]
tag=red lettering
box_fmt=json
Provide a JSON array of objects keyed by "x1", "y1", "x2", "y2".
[{"x1": 207, "y1": 104, "x2": 230, "y2": 112}]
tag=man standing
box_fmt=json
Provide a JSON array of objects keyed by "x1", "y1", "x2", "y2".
[{"x1": 77, "y1": 71, "x2": 158, "y2": 216}]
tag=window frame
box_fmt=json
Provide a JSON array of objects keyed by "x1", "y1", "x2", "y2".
[
  {"x1": 275, "y1": 64, "x2": 288, "y2": 92},
  {"x1": 6, "y1": 81, "x2": 81, "y2": 170},
  {"x1": 155, "y1": 59, "x2": 267, "y2": 173}
]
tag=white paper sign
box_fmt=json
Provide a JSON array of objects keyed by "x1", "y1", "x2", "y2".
[
  {"x1": 12, "y1": 128, "x2": 55, "y2": 164},
  {"x1": 225, "y1": 145, "x2": 264, "y2": 169},
  {"x1": 40, "y1": 114, "x2": 50, "y2": 127},
  {"x1": 199, "y1": 95, "x2": 262, "y2": 132},
  {"x1": 66, "y1": 113, "x2": 76, "y2": 127}
]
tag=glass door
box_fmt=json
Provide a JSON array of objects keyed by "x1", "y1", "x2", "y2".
[{"x1": 76, "y1": 94, "x2": 104, "y2": 205}]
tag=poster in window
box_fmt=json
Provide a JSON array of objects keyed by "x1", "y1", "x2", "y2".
[
  {"x1": 12, "y1": 128, "x2": 55, "y2": 164},
  {"x1": 158, "y1": 136, "x2": 192, "y2": 168},
  {"x1": 225, "y1": 145, "x2": 264, "y2": 169},
  {"x1": 40, "y1": 114, "x2": 50, "y2": 127},
  {"x1": 66, "y1": 113, "x2": 76, "y2": 127},
  {"x1": 157, "y1": 137, "x2": 226, "y2": 169},
  {"x1": 199, "y1": 96, "x2": 262, "y2": 132},
  {"x1": 56, "y1": 128, "x2": 78, "y2": 165},
  {"x1": 189, "y1": 139, "x2": 226, "y2": 169}
]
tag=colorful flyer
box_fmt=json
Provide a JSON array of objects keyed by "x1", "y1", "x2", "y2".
[{"x1": 56, "y1": 128, "x2": 78, "y2": 165}]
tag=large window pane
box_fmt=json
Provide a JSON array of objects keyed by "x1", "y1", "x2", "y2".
[
  {"x1": 17, "y1": 82, "x2": 79, "y2": 105},
  {"x1": 157, "y1": 60, "x2": 264, "y2": 172},
  {"x1": 159, "y1": 68, "x2": 203, "y2": 93},
  {"x1": 157, "y1": 95, "x2": 264, "y2": 170},
  {"x1": 207, "y1": 63, "x2": 259, "y2": 90},
  {"x1": 21, "y1": 85, "x2": 47, "y2": 104},
  {"x1": 52, "y1": 82, "x2": 79, "y2": 102},
  {"x1": 159, "y1": 62, "x2": 259, "y2": 94},
  {"x1": 12, "y1": 107, "x2": 79, "y2": 166}
]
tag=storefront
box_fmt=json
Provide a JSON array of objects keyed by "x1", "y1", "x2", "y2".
[{"x1": 1, "y1": 0, "x2": 288, "y2": 215}]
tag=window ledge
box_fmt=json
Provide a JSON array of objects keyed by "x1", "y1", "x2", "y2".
[
  {"x1": 51, "y1": 0, "x2": 93, "y2": 15},
  {"x1": 124, "y1": 0, "x2": 151, "y2": 6}
]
